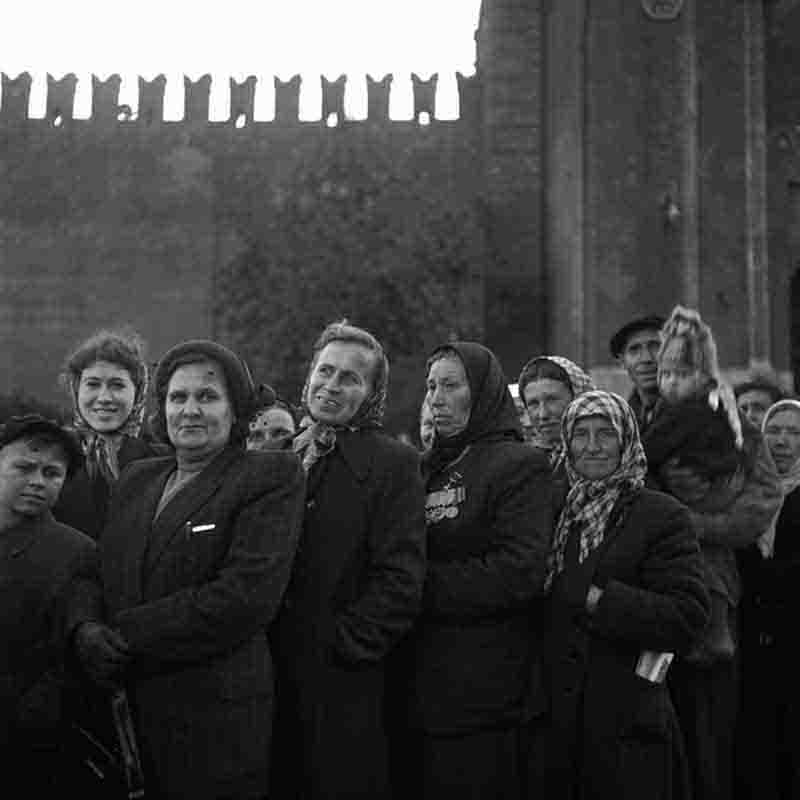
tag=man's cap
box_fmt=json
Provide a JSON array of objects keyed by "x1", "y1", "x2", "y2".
[
  {"x1": 0, "y1": 414, "x2": 83, "y2": 476},
  {"x1": 609, "y1": 315, "x2": 666, "y2": 359}
]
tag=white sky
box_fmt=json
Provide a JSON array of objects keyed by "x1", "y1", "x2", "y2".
[{"x1": 0, "y1": 1, "x2": 482, "y2": 121}]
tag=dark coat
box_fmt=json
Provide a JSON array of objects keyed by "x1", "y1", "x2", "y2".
[
  {"x1": 0, "y1": 512, "x2": 99, "y2": 761},
  {"x1": 273, "y1": 428, "x2": 426, "y2": 800},
  {"x1": 736, "y1": 486, "x2": 800, "y2": 799},
  {"x1": 536, "y1": 488, "x2": 710, "y2": 800},
  {"x1": 53, "y1": 435, "x2": 168, "y2": 540},
  {"x1": 99, "y1": 446, "x2": 305, "y2": 800},
  {"x1": 407, "y1": 439, "x2": 553, "y2": 735}
]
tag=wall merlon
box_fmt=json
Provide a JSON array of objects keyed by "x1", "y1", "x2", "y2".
[
  {"x1": 412, "y1": 72, "x2": 438, "y2": 119},
  {"x1": 274, "y1": 74, "x2": 301, "y2": 123},
  {"x1": 91, "y1": 74, "x2": 121, "y2": 122},
  {"x1": 229, "y1": 75, "x2": 256, "y2": 123},
  {"x1": 367, "y1": 74, "x2": 392, "y2": 121},
  {"x1": 46, "y1": 72, "x2": 77, "y2": 122},
  {"x1": 322, "y1": 74, "x2": 346, "y2": 121},
  {"x1": 0, "y1": 72, "x2": 32, "y2": 120},
  {"x1": 184, "y1": 74, "x2": 212, "y2": 122},
  {"x1": 138, "y1": 74, "x2": 166, "y2": 125}
]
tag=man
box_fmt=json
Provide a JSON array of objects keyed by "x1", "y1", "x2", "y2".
[
  {"x1": 611, "y1": 313, "x2": 782, "y2": 800},
  {"x1": 734, "y1": 376, "x2": 783, "y2": 430},
  {"x1": 610, "y1": 314, "x2": 665, "y2": 431},
  {"x1": 0, "y1": 414, "x2": 99, "y2": 791},
  {"x1": 271, "y1": 320, "x2": 426, "y2": 800}
]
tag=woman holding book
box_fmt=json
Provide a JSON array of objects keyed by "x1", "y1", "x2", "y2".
[{"x1": 531, "y1": 390, "x2": 709, "y2": 800}]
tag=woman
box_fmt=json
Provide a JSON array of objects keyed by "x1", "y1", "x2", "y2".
[
  {"x1": 517, "y1": 355, "x2": 595, "y2": 461},
  {"x1": 736, "y1": 399, "x2": 800, "y2": 800},
  {"x1": 73, "y1": 339, "x2": 306, "y2": 799},
  {"x1": 534, "y1": 390, "x2": 710, "y2": 800},
  {"x1": 54, "y1": 327, "x2": 165, "y2": 539},
  {"x1": 271, "y1": 320, "x2": 426, "y2": 800},
  {"x1": 403, "y1": 341, "x2": 553, "y2": 799}
]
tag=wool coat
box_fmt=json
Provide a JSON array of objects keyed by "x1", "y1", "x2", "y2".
[
  {"x1": 272, "y1": 428, "x2": 426, "y2": 800},
  {"x1": 533, "y1": 488, "x2": 710, "y2": 800},
  {"x1": 0, "y1": 512, "x2": 99, "y2": 778},
  {"x1": 407, "y1": 439, "x2": 553, "y2": 735},
  {"x1": 97, "y1": 445, "x2": 305, "y2": 800},
  {"x1": 53, "y1": 435, "x2": 168, "y2": 540}
]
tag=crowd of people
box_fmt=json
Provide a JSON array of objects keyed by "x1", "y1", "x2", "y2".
[{"x1": 0, "y1": 306, "x2": 795, "y2": 800}]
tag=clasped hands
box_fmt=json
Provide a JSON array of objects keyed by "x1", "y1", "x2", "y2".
[{"x1": 74, "y1": 621, "x2": 131, "y2": 688}]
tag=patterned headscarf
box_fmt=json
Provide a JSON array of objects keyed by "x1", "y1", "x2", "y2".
[
  {"x1": 517, "y1": 355, "x2": 596, "y2": 464},
  {"x1": 294, "y1": 328, "x2": 388, "y2": 473},
  {"x1": 547, "y1": 390, "x2": 647, "y2": 587},
  {"x1": 757, "y1": 399, "x2": 800, "y2": 558}
]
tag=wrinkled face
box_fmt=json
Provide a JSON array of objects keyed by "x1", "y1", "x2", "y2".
[
  {"x1": 619, "y1": 329, "x2": 662, "y2": 394},
  {"x1": 306, "y1": 341, "x2": 375, "y2": 426},
  {"x1": 570, "y1": 414, "x2": 622, "y2": 481},
  {"x1": 737, "y1": 389, "x2": 774, "y2": 430},
  {"x1": 419, "y1": 402, "x2": 435, "y2": 451},
  {"x1": 658, "y1": 342, "x2": 707, "y2": 403},
  {"x1": 764, "y1": 408, "x2": 800, "y2": 475},
  {"x1": 426, "y1": 357, "x2": 471, "y2": 439},
  {"x1": 247, "y1": 407, "x2": 296, "y2": 452},
  {"x1": 523, "y1": 378, "x2": 573, "y2": 449},
  {"x1": 166, "y1": 360, "x2": 233, "y2": 457},
  {"x1": 78, "y1": 360, "x2": 137, "y2": 434},
  {"x1": 0, "y1": 439, "x2": 69, "y2": 521}
]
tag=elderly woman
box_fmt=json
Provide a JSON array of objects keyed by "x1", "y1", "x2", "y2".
[
  {"x1": 736, "y1": 399, "x2": 800, "y2": 800},
  {"x1": 533, "y1": 390, "x2": 710, "y2": 800},
  {"x1": 401, "y1": 341, "x2": 552, "y2": 799},
  {"x1": 271, "y1": 320, "x2": 426, "y2": 800},
  {"x1": 54, "y1": 327, "x2": 165, "y2": 539},
  {"x1": 73, "y1": 339, "x2": 306, "y2": 800}
]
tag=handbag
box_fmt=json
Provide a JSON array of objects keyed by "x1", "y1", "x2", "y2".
[{"x1": 62, "y1": 687, "x2": 145, "y2": 799}]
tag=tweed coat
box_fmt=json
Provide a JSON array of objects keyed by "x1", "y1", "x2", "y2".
[
  {"x1": 0, "y1": 512, "x2": 99, "y2": 758},
  {"x1": 533, "y1": 488, "x2": 710, "y2": 800},
  {"x1": 272, "y1": 428, "x2": 426, "y2": 800},
  {"x1": 53, "y1": 435, "x2": 168, "y2": 540},
  {"x1": 98, "y1": 445, "x2": 305, "y2": 800}
]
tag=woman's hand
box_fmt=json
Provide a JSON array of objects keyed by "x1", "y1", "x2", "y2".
[{"x1": 73, "y1": 622, "x2": 131, "y2": 688}]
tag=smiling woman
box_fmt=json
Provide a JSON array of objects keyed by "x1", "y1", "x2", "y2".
[{"x1": 53, "y1": 327, "x2": 166, "y2": 540}]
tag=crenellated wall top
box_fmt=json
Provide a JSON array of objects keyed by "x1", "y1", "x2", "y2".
[{"x1": 0, "y1": 71, "x2": 482, "y2": 126}]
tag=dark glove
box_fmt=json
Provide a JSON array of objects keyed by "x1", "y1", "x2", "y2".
[
  {"x1": 659, "y1": 458, "x2": 712, "y2": 506},
  {"x1": 73, "y1": 622, "x2": 131, "y2": 688}
]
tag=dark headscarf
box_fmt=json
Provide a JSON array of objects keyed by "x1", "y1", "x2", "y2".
[{"x1": 422, "y1": 341, "x2": 521, "y2": 479}]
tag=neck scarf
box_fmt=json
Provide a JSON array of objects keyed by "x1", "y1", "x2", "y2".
[
  {"x1": 71, "y1": 371, "x2": 148, "y2": 485},
  {"x1": 518, "y1": 355, "x2": 595, "y2": 465},
  {"x1": 423, "y1": 341, "x2": 522, "y2": 481},
  {"x1": 292, "y1": 348, "x2": 387, "y2": 473},
  {"x1": 546, "y1": 390, "x2": 647, "y2": 588},
  {"x1": 758, "y1": 399, "x2": 800, "y2": 558}
]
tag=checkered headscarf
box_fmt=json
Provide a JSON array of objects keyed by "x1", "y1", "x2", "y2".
[{"x1": 547, "y1": 390, "x2": 647, "y2": 586}]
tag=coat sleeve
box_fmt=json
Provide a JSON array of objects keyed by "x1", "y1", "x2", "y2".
[
  {"x1": 424, "y1": 452, "x2": 553, "y2": 621},
  {"x1": 332, "y1": 447, "x2": 427, "y2": 664},
  {"x1": 588, "y1": 501, "x2": 711, "y2": 654},
  {"x1": 113, "y1": 460, "x2": 305, "y2": 663},
  {"x1": 687, "y1": 433, "x2": 782, "y2": 548}
]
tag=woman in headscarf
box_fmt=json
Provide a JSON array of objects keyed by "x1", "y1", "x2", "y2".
[
  {"x1": 517, "y1": 355, "x2": 595, "y2": 463},
  {"x1": 72, "y1": 338, "x2": 306, "y2": 799},
  {"x1": 54, "y1": 327, "x2": 166, "y2": 539},
  {"x1": 533, "y1": 390, "x2": 709, "y2": 800},
  {"x1": 270, "y1": 320, "x2": 426, "y2": 800},
  {"x1": 401, "y1": 341, "x2": 552, "y2": 800},
  {"x1": 736, "y1": 399, "x2": 800, "y2": 800}
]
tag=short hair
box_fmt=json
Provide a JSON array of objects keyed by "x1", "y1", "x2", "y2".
[
  {"x1": 310, "y1": 319, "x2": 388, "y2": 391},
  {"x1": 734, "y1": 378, "x2": 784, "y2": 404},
  {"x1": 61, "y1": 327, "x2": 148, "y2": 402}
]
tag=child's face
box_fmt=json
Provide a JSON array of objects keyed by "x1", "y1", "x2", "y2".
[{"x1": 658, "y1": 362, "x2": 706, "y2": 403}]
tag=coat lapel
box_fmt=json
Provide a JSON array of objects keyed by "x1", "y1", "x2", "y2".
[{"x1": 143, "y1": 447, "x2": 240, "y2": 573}]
